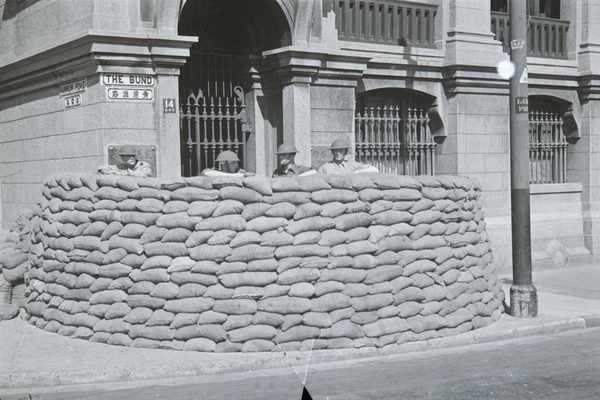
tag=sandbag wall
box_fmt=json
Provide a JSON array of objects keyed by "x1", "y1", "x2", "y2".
[{"x1": 23, "y1": 172, "x2": 504, "y2": 352}]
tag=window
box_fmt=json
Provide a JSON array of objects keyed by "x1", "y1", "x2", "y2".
[
  {"x1": 529, "y1": 97, "x2": 568, "y2": 184},
  {"x1": 491, "y1": 0, "x2": 560, "y2": 18},
  {"x1": 355, "y1": 89, "x2": 436, "y2": 175}
]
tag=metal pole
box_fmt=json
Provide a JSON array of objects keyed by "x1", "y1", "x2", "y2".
[{"x1": 509, "y1": 0, "x2": 537, "y2": 317}]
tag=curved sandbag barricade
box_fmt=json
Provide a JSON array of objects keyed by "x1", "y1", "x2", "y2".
[{"x1": 22, "y1": 173, "x2": 504, "y2": 352}]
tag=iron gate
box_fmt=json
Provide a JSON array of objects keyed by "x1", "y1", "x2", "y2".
[
  {"x1": 355, "y1": 91, "x2": 435, "y2": 175},
  {"x1": 180, "y1": 86, "x2": 249, "y2": 176},
  {"x1": 179, "y1": 53, "x2": 250, "y2": 176}
]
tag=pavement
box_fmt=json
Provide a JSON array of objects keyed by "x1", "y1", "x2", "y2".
[{"x1": 1, "y1": 264, "x2": 600, "y2": 395}]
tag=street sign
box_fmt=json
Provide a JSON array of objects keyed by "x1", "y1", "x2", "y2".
[
  {"x1": 516, "y1": 97, "x2": 528, "y2": 113},
  {"x1": 102, "y1": 74, "x2": 155, "y2": 86},
  {"x1": 64, "y1": 94, "x2": 82, "y2": 108},
  {"x1": 60, "y1": 79, "x2": 86, "y2": 96},
  {"x1": 511, "y1": 39, "x2": 525, "y2": 50},
  {"x1": 163, "y1": 98, "x2": 177, "y2": 113},
  {"x1": 519, "y1": 68, "x2": 528, "y2": 84},
  {"x1": 106, "y1": 88, "x2": 154, "y2": 101}
]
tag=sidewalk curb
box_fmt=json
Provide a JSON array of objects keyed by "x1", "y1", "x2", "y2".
[{"x1": 0, "y1": 316, "x2": 593, "y2": 391}]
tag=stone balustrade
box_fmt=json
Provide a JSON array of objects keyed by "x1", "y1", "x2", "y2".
[{"x1": 22, "y1": 172, "x2": 504, "y2": 352}]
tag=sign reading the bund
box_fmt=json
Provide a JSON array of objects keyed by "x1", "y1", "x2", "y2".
[
  {"x1": 102, "y1": 74, "x2": 155, "y2": 86},
  {"x1": 103, "y1": 73, "x2": 155, "y2": 101}
]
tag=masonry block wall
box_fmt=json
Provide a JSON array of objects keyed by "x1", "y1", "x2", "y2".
[{"x1": 23, "y1": 173, "x2": 504, "y2": 352}]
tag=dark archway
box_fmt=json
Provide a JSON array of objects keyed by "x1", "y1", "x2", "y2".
[{"x1": 177, "y1": 0, "x2": 290, "y2": 176}]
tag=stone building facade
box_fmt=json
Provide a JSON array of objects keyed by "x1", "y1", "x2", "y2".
[{"x1": 1, "y1": 0, "x2": 599, "y2": 272}]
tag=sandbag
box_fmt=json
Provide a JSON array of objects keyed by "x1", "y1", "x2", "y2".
[
  {"x1": 277, "y1": 267, "x2": 320, "y2": 285},
  {"x1": 246, "y1": 216, "x2": 288, "y2": 234},
  {"x1": 195, "y1": 215, "x2": 246, "y2": 232},
  {"x1": 242, "y1": 176, "x2": 273, "y2": 196},
  {"x1": 171, "y1": 187, "x2": 219, "y2": 202},
  {"x1": 188, "y1": 201, "x2": 219, "y2": 218},
  {"x1": 241, "y1": 203, "x2": 272, "y2": 221},
  {"x1": 225, "y1": 244, "x2": 275, "y2": 263},
  {"x1": 322, "y1": 175, "x2": 353, "y2": 190},
  {"x1": 183, "y1": 176, "x2": 214, "y2": 190},
  {"x1": 212, "y1": 199, "x2": 244, "y2": 217},
  {"x1": 258, "y1": 296, "x2": 311, "y2": 315},
  {"x1": 162, "y1": 228, "x2": 192, "y2": 243},
  {"x1": 296, "y1": 175, "x2": 331, "y2": 191},
  {"x1": 94, "y1": 186, "x2": 129, "y2": 202},
  {"x1": 108, "y1": 236, "x2": 143, "y2": 255},
  {"x1": 189, "y1": 244, "x2": 232, "y2": 262},
  {"x1": 135, "y1": 198, "x2": 165, "y2": 213},
  {"x1": 293, "y1": 231, "x2": 321, "y2": 245},
  {"x1": 219, "y1": 186, "x2": 262, "y2": 204},
  {"x1": 0, "y1": 249, "x2": 28, "y2": 269},
  {"x1": 98, "y1": 263, "x2": 132, "y2": 279},
  {"x1": 119, "y1": 211, "x2": 161, "y2": 227},
  {"x1": 318, "y1": 230, "x2": 348, "y2": 247},
  {"x1": 128, "y1": 187, "x2": 170, "y2": 201},
  {"x1": 156, "y1": 212, "x2": 200, "y2": 230},
  {"x1": 334, "y1": 213, "x2": 373, "y2": 231},
  {"x1": 184, "y1": 230, "x2": 214, "y2": 248},
  {"x1": 311, "y1": 292, "x2": 352, "y2": 312},
  {"x1": 358, "y1": 189, "x2": 384, "y2": 203},
  {"x1": 3, "y1": 262, "x2": 27, "y2": 285},
  {"x1": 274, "y1": 244, "x2": 330, "y2": 259},
  {"x1": 162, "y1": 200, "x2": 190, "y2": 214},
  {"x1": 229, "y1": 231, "x2": 262, "y2": 248},
  {"x1": 271, "y1": 177, "x2": 302, "y2": 192},
  {"x1": 262, "y1": 192, "x2": 310, "y2": 205},
  {"x1": 286, "y1": 217, "x2": 335, "y2": 235},
  {"x1": 164, "y1": 297, "x2": 215, "y2": 313},
  {"x1": 293, "y1": 203, "x2": 323, "y2": 220},
  {"x1": 320, "y1": 202, "x2": 347, "y2": 218},
  {"x1": 261, "y1": 230, "x2": 293, "y2": 247},
  {"x1": 312, "y1": 189, "x2": 359, "y2": 204}
]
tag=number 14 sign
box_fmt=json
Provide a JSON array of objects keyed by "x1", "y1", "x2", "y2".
[{"x1": 163, "y1": 98, "x2": 176, "y2": 113}]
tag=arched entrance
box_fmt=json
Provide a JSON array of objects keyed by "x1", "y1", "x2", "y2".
[{"x1": 178, "y1": 0, "x2": 290, "y2": 176}]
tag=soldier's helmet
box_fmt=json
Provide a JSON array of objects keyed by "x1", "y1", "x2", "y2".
[
  {"x1": 276, "y1": 143, "x2": 298, "y2": 154},
  {"x1": 216, "y1": 151, "x2": 240, "y2": 162},
  {"x1": 118, "y1": 145, "x2": 137, "y2": 156},
  {"x1": 330, "y1": 139, "x2": 351, "y2": 150}
]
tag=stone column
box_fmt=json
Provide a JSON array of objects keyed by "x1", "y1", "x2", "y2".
[
  {"x1": 277, "y1": 63, "x2": 318, "y2": 167},
  {"x1": 154, "y1": 70, "x2": 185, "y2": 177},
  {"x1": 441, "y1": 0, "x2": 512, "y2": 269},
  {"x1": 282, "y1": 80, "x2": 311, "y2": 167},
  {"x1": 245, "y1": 61, "x2": 268, "y2": 177},
  {"x1": 577, "y1": 0, "x2": 600, "y2": 259}
]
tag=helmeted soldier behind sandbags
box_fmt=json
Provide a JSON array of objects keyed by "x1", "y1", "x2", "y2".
[
  {"x1": 201, "y1": 150, "x2": 254, "y2": 177},
  {"x1": 272, "y1": 143, "x2": 316, "y2": 178},
  {"x1": 317, "y1": 138, "x2": 379, "y2": 174},
  {"x1": 97, "y1": 145, "x2": 152, "y2": 177}
]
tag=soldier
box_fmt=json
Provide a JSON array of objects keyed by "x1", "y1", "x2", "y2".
[
  {"x1": 201, "y1": 150, "x2": 253, "y2": 177},
  {"x1": 98, "y1": 145, "x2": 152, "y2": 177},
  {"x1": 317, "y1": 139, "x2": 378, "y2": 174},
  {"x1": 272, "y1": 143, "x2": 316, "y2": 177}
]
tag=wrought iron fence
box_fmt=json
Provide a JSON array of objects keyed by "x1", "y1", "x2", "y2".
[
  {"x1": 326, "y1": 0, "x2": 437, "y2": 48},
  {"x1": 179, "y1": 87, "x2": 249, "y2": 176},
  {"x1": 529, "y1": 98, "x2": 567, "y2": 184},
  {"x1": 355, "y1": 92, "x2": 435, "y2": 175},
  {"x1": 491, "y1": 12, "x2": 569, "y2": 59}
]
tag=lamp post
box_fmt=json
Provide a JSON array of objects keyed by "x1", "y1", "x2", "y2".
[{"x1": 509, "y1": 0, "x2": 537, "y2": 317}]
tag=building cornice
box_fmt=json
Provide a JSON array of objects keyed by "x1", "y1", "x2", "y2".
[
  {"x1": 441, "y1": 64, "x2": 509, "y2": 96},
  {"x1": 0, "y1": 31, "x2": 197, "y2": 101}
]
